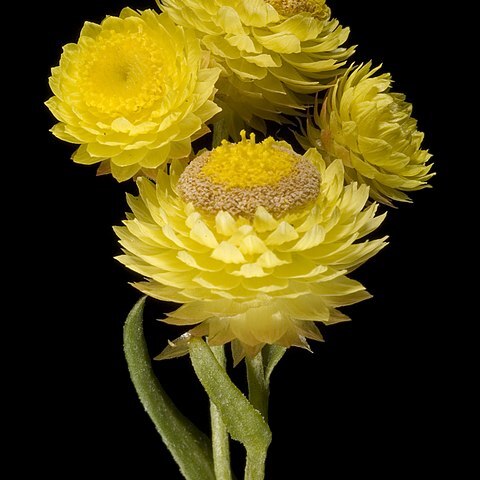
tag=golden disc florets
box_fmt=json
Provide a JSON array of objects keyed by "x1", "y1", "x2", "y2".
[
  {"x1": 266, "y1": 0, "x2": 329, "y2": 19},
  {"x1": 177, "y1": 132, "x2": 321, "y2": 218}
]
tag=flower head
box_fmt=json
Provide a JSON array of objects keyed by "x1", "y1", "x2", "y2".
[
  {"x1": 160, "y1": 0, "x2": 353, "y2": 134},
  {"x1": 115, "y1": 132, "x2": 387, "y2": 362},
  {"x1": 299, "y1": 63, "x2": 434, "y2": 205},
  {"x1": 46, "y1": 8, "x2": 221, "y2": 181}
]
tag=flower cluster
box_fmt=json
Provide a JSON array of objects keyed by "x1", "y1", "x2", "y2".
[
  {"x1": 298, "y1": 63, "x2": 434, "y2": 205},
  {"x1": 46, "y1": 8, "x2": 220, "y2": 181},
  {"x1": 115, "y1": 132, "x2": 387, "y2": 361},
  {"x1": 47, "y1": 1, "x2": 433, "y2": 358},
  {"x1": 161, "y1": 0, "x2": 354, "y2": 134}
]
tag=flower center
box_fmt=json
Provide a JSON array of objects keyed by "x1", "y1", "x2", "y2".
[
  {"x1": 201, "y1": 134, "x2": 295, "y2": 188},
  {"x1": 266, "y1": 0, "x2": 329, "y2": 18},
  {"x1": 75, "y1": 30, "x2": 169, "y2": 115},
  {"x1": 177, "y1": 131, "x2": 321, "y2": 218}
]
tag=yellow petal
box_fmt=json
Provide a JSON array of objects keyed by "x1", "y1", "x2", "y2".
[
  {"x1": 265, "y1": 221, "x2": 299, "y2": 246},
  {"x1": 211, "y1": 242, "x2": 246, "y2": 264}
]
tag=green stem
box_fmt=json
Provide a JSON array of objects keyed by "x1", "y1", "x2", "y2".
[
  {"x1": 246, "y1": 352, "x2": 269, "y2": 421},
  {"x1": 212, "y1": 118, "x2": 229, "y2": 148},
  {"x1": 210, "y1": 345, "x2": 233, "y2": 480},
  {"x1": 244, "y1": 450, "x2": 268, "y2": 480},
  {"x1": 244, "y1": 350, "x2": 270, "y2": 480}
]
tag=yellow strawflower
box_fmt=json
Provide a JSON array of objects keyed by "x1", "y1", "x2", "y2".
[
  {"x1": 115, "y1": 131, "x2": 387, "y2": 363},
  {"x1": 160, "y1": 0, "x2": 354, "y2": 134},
  {"x1": 46, "y1": 8, "x2": 221, "y2": 181},
  {"x1": 299, "y1": 63, "x2": 434, "y2": 205}
]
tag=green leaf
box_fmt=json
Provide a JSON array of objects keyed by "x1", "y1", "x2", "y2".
[
  {"x1": 124, "y1": 297, "x2": 215, "y2": 480},
  {"x1": 263, "y1": 345, "x2": 286, "y2": 385},
  {"x1": 246, "y1": 352, "x2": 269, "y2": 420},
  {"x1": 189, "y1": 338, "x2": 272, "y2": 480}
]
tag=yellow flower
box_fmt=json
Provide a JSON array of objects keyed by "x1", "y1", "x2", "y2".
[
  {"x1": 115, "y1": 132, "x2": 387, "y2": 363},
  {"x1": 46, "y1": 8, "x2": 221, "y2": 181},
  {"x1": 160, "y1": 0, "x2": 353, "y2": 134},
  {"x1": 299, "y1": 63, "x2": 434, "y2": 205}
]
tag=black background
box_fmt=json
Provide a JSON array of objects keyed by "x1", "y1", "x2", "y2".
[{"x1": 26, "y1": 1, "x2": 468, "y2": 477}]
